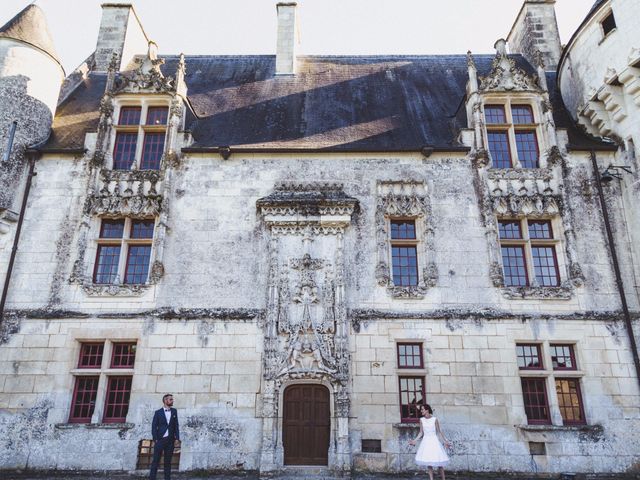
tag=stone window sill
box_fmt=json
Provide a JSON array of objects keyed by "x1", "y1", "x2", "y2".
[
  {"x1": 387, "y1": 286, "x2": 429, "y2": 299},
  {"x1": 501, "y1": 285, "x2": 573, "y2": 300},
  {"x1": 55, "y1": 422, "x2": 135, "y2": 430},
  {"x1": 517, "y1": 424, "x2": 602, "y2": 434},
  {"x1": 487, "y1": 167, "x2": 553, "y2": 180},
  {"x1": 81, "y1": 283, "x2": 152, "y2": 297}
]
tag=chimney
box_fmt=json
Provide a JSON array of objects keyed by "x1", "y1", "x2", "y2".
[
  {"x1": 275, "y1": 2, "x2": 299, "y2": 75},
  {"x1": 93, "y1": 3, "x2": 149, "y2": 71},
  {"x1": 507, "y1": 0, "x2": 562, "y2": 71}
]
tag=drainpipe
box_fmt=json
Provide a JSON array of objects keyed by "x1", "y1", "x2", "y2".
[
  {"x1": 2, "y1": 121, "x2": 17, "y2": 163},
  {"x1": 591, "y1": 150, "x2": 640, "y2": 393},
  {"x1": 0, "y1": 122, "x2": 38, "y2": 325}
]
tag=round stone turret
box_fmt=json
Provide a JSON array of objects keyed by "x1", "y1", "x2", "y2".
[
  {"x1": 0, "y1": 4, "x2": 64, "y2": 210},
  {"x1": 558, "y1": 0, "x2": 640, "y2": 149}
]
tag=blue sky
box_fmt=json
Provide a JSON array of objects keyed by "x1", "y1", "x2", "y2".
[{"x1": 1, "y1": 0, "x2": 595, "y2": 73}]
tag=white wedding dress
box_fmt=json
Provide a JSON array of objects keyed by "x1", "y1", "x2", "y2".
[{"x1": 415, "y1": 416, "x2": 450, "y2": 467}]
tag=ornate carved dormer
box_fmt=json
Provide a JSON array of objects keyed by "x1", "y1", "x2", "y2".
[
  {"x1": 92, "y1": 42, "x2": 187, "y2": 171},
  {"x1": 466, "y1": 41, "x2": 584, "y2": 300},
  {"x1": 479, "y1": 39, "x2": 541, "y2": 93},
  {"x1": 70, "y1": 42, "x2": 188, "y2": 298},
  {"x1": 467, "y1": 40, "x2": 562, "y2": 170},
  {"x1": 256, "y1": 183, "x2": 357, "y2": 472}
]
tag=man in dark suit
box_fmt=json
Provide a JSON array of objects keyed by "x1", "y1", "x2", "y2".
[{"x1": 150, "y1": 394, "x2": 181, "y2": 480}]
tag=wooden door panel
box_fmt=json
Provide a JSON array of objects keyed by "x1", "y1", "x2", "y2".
[{"x1": 283, "y1": 384, "x2": 330, "y2": 465}]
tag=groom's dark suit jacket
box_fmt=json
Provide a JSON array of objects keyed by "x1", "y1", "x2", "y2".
[{"x1": 151, "y1": 407, "x2": 180, "y2": 442}]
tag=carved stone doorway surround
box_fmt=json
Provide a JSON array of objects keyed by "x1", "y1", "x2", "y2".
[{"x1": 256, "y1": 183, "x2": 357, "y2": 474}]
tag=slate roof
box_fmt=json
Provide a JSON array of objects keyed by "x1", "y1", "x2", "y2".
[
  {"x1": 46, "y1": 53, "x2": 612, "y2": 153},
  {"x1": 589, "y1": 0, "x2": 608, "y2": 15},
  {"x1": 0, "y1": 4, "x2": 61, "y2": 65}
]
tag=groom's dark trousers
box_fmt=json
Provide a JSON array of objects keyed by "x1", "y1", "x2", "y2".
[{"x1": 150, "y1": 407, "x2": 180, "y2": 480}]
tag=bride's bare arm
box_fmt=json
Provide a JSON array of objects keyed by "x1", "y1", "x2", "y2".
[
  {"x1": 435, "y1": 418, "x2": 452, "y2": 447},
  {"x1": 408, "y1": 419, "x2": 424, "y2": 445}
]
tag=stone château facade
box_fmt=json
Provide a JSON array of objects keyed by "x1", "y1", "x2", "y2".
[{"x1": 0, "y1": 0, "x2": 639, "y2": 476}]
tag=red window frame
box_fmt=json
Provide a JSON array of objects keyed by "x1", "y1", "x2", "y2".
[
  {"x1": 130, "y1": 219, "x2": 155, "y2": 239},
  {"x1": 78, "y1": 342, "x2": 105, "y2": 369},
  {"x1": 484, "y1": 105, "x2": 507, "y2": 124},
  {"x1": 515, "y1": 130, "x2": 539, "y2": 168},
  {"x1": 550, "y1": 344, "x2": 577, "y2": 370},
  {"x1": 516, "y1": 343, "x2": 544, "y2": 370},
  {"x1": 390, "y1": 220, "x2": 417, "y2": 240},
  {"x1": 397, "y1": 343, "x2": 424, "y2": 369},
  {"x1": 487, "y1": 131, "x2": 513, "y2": 168},
  {"x1": 111, "y1": 342, "x2": 137, "y2": 369},
  {"x1": 146, "y1": 107, "x2": 169, "y2": 125},
  {"x1": 99, "y1": 219, "x2": 125, "y2": 239},
  {"x1": 69, "y1": 376, "x2": 99, "y2": 423},
  {"x1": 391, "y1": 245, "x2": 419, "y2": 286},
  {"x1": 398, "y1": 376, "x2": 425, "y2": 423},
  {"x1": 124, "y1": 245, "x2": 152, "y2": 284},
  {"x1": 555, "y1": 378, "x2": 586, "y2": 425},
  {"x1": 103, "y1": 376, "x2": 133, "y2": 423},
  {"x1": 531, "y1": 245, "x2": 560, "y2": 287},
  {"x1": 390, "y1": 219, "x2": 419, "y2": 287},
  {"x1": 112, "y1": 132, "x2": 138, "y2": 170},
  {"x1": 93, "y1": 244, "x2": 122, "y2": 284},
  {"x1": 528, "y1": 220, "x2": 553, "y2": 240},
  {"x1": 511, "y1": 105, "x2": 535, "y2": 125},
  {"x1": 118, "y1": 106, "x2": 141, "y2": 126},
  {"x1": 140, "y1": 132, "x2": 166, "y2": 170},
  {"x1": 498, "y1": 220, "x2": 523, "y2": 240},
  {"x1": 521, "y1": 377, "x2": 551, "y2": 425},
  {"x1": 501, "y1": 245, "x2": 529, "y2": 287}
]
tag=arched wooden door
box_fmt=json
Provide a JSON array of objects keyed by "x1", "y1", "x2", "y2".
[{"x1": 283, "y1": 384, "x2": 330, "y2": 465}]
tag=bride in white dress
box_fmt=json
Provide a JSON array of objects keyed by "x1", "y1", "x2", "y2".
[{"x1": 408, "y1": 404, "x2": 452, "y2": 480}]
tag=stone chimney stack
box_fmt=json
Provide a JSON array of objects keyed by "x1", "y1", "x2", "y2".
[
  {"x1": 93, "y1": 3, "x2": 149, "y2": 71},
  {"x1": 275, "y1": 2, "x2": 299, "y2": 75},
  {"x1": 507, "y1": 0, "x2": 562, "y2": 71}
]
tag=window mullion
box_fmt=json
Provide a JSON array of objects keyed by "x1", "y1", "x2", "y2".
[
  {"x1": 509, "y1": 126, "x2": 522, "y2": 168},
  {"x1": 525, "y1": 238, "x2": 536, "y2": 287},
  {"x1": 91, "y1": 373, "x2": 107, "y2": 424},
  {"x1": 134, "y1": 126, "x2": 144, "y2": 170},
  {"x1": 117, "y1": 219, "x2": 131, "y2": 284}
]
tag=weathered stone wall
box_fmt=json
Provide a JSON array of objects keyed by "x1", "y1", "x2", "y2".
[
  {"x1": 0, "y1": 149, "x2": 639, "y2": 474},
  {"x1": 0, "y1": 316, "x2": 262, "y2": 471},
  {"x1": 93, "y1": 4, "x2": 149, "y2": 72},
  {"x1": 0, "y1": 314, "x2": 638, "y2": 473},
  {"x1": 507, "y1": 0, "x2": 562, "y2": 70},
  {"x1": 4, "y1": 151, "x2": 632, "y2": 313},
  {"x1": 349, "y1": 317, "x2": 640, "y2": 474},
  {"x1": 0, "y1": 38, "x2": 62, "y2": 211}
]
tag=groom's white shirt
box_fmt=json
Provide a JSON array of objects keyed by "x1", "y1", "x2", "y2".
[{"x1": 163, "y1": 408, "x2": 171, "y2": 438}]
